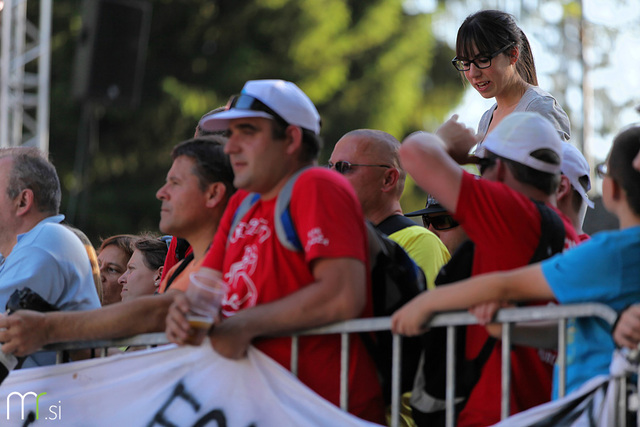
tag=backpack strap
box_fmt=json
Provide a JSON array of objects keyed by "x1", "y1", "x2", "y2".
[
  {"x1": 376, "y1": 214, "x2": 419, "y2": 236},
  {"x1": 227, "y1": 167, "x2": 311, "y2": 252},
  {"x1": 273, "y1": 167, "x2": 311, "y2": 252},
  {"x1": 529, "y1": 200, "x2": 566, "y2": 264},
  {"x1": 226, "y1": 193, "x2": 260, "y2": 248}
]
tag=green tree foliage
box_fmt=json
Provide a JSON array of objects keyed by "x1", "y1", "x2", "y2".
[{"x1": 48, "y1": 0, "x2": 464, "y2": 243}]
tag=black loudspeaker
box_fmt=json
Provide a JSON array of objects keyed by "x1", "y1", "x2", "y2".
[{"x1": 73, "y1": 0, "x2": 152, "y2": 108}]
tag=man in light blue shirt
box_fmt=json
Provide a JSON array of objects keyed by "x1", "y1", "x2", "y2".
[{"x1": 0, "y1": 147, "x2": 100, "y2": 366}]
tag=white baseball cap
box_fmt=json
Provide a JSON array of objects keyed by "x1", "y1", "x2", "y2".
[
  {"x1": 199, "y1": 79, "x2": 321, "y2": 135},
  {"x1": 476, "y1": 112, "x2": 563, "y2": 174},
  {"x1": 561, "y1": 143, "x2": 594, "y2": 208}
]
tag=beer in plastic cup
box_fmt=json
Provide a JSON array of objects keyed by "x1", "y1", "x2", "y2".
[{"x1": 184, "y1": 270, "x2": 227, "y2": 345}]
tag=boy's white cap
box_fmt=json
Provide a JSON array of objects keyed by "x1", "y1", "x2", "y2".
[
  {"x1": 199, "y1": 79, "x2": 321, "y2": 135},
  {"x1": 476, "y1": 112, "x2": 563, "y2": 174},
  {"x1": 561, "y1": 143, "x2": 594, "y2": 208}
]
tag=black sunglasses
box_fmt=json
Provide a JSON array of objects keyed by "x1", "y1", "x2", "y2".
[
  {"x1": 451, "y1": 44, "x2": 514, "y2": 72},
  {"x1": 328, "y1": 161, "x2": 391, "y2": 174},
  {"x1": 227, "y1": 94, "x2": 289, "y2": 126},
  {"x1": 422, "y1": 214, "x2": 459, "y2": 231}
]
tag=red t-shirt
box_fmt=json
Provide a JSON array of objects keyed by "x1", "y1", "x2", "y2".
[
  {"x1": 202, "y1": 167, "x2": 384, "y2": 423},
  {"x1": 454, "y1": 171, "x2": 579, "y2": 427}
]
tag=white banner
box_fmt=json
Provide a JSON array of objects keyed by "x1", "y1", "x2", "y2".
[{"x1": 0, "y1": 344, "x2": 382, "y2": 426}]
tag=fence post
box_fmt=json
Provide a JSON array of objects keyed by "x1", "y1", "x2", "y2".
[
  {"x1": 557, "y1": 318, "x2": 567, "y2": 398},
  {"x1": 340, "y1": 333, "x2": 350, "y2": 411},
  {"x1": 290, "y1": 335, "x2": 299, "y2": 377},
  {"x1": 501, "y1": 322, "x2": 511, "y2": 420},
  {"x1": 390, "y1": 333, "x2": 402, "y2": 427}
]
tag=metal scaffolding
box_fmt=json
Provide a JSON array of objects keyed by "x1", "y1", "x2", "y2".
[{"x1": 0, "y1": 0, "x2": 51, "y2": 153}]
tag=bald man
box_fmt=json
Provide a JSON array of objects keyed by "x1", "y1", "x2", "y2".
[{"x1": 329, "y1": 129, "x2": 450, "y2": 289}]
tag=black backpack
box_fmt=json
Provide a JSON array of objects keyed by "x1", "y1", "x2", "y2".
[
  {"x1": 228, "y1": 168, "x2": 426, "y2": 404},
  {"x1": 411, "y1": 200, "x2": 567, "y2": 427}
]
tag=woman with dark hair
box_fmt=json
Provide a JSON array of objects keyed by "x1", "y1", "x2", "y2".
[
  {"x1": 118, "y1": 237, "x2": 168, "y2": 302},
  {"x1": 452, "y1": 9, "x2": 570, "y2": 144}
]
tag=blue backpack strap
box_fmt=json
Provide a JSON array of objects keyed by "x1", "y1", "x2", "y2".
[
  {"x1": 273, "y1": 167, "x2": 311, "y2": 252},
  {"x1": 226, "y1": 192, "x2": 260, "y2": 248}
]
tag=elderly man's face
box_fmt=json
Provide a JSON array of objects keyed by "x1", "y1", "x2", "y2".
[{"x1": 0, "y1": 157, "x2": 20, "y2": 251}]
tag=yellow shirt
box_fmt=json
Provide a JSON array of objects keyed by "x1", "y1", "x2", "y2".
[{"x1": 389, "y1": 225, "x2": 450, "y2": 290}]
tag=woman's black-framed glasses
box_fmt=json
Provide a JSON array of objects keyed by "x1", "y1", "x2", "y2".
[
  {"x1": 595, "y1": 162, "x2": 609, "y2": 179},
  {"x1": 451, "y1": 44, "x2": 514, "y2": 72},
  {"x1": 328, "y1": 161, "x2": 391, "y2": 174},
  {"x1": 422, "y1": 214, "x2": 459, "y2": 231}
]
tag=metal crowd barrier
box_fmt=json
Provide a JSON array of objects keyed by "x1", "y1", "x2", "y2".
[{"x1": 44, "y1": 303, "x2": 625, "y2": 427}]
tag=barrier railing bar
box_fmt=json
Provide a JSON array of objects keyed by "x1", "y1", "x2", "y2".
[
  {"x1": 557, "y1": 318, "x2": 567, "y2": 398},
  {"x1": 501, "y1": 322, "x2": 511, "y2": 420},
  {"x1": 45, "y1": 332, "x2": 169, "y2": 352},
  {"x1": 445, "y1": 325, "x2": 455, "y2": 427},
  {"x1": 390, "y1": 333, "x2": 401, "y2": 427}
]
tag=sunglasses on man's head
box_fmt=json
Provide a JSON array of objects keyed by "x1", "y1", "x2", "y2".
[
  {"x1": 422, "y1": 214, "x2": 459, "y2": 230},
  {"x1": 227, "y1": 94, "x2": 289, "y2": 126},
  {"x1": 328, "y1": 161, "x2": 391, "y2": 175}
]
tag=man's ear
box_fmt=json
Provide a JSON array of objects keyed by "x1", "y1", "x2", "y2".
[
  {"x1": 610, "y1": 177, "x2": 622, "y2": 201},
  {"x1": 381, "y1": 167, "x2": 400, "y2": 192},
  {"x1": 556, "y1": 175, "x2": 572, "y2": 201},
  {"x1": 495, "y1": 159, "x2": 508, "y2": 182},
  {"x1": 284, "y1": 125, "x2": 304, "y2": 156},
  {"x1": 205, "y1": 182, "x2": 227, "y2": 208},
  {"x1": 15, "y1": 189, "x2": 34, "y2": 216}
]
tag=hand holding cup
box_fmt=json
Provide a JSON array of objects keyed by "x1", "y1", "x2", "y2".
[{"x1": 184, "y1": 270, "x2": 227, "y2": 345}]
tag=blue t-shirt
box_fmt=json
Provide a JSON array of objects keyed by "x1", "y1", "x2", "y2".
[
  {"x1": 0, "y1": 215, "x2": 101, "y2": 366},
  {"x1": 541, "y1": 226, "x2": 640, "y2": 396}
]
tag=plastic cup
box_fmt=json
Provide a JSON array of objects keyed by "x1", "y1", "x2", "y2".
[{"x1": 184, "y1": 271, "x2": 227, "y2": 345}]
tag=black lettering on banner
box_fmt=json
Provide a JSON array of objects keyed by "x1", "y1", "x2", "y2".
[
  {"x1": 192, "y1": 409, "x2": 226, "y2": 427},
  {"x1": 147, "y1": 382, "x2": 201, "y2": 427},
  {"x1": 192, "y1": 410, "x2": 258, "y2": 427}
]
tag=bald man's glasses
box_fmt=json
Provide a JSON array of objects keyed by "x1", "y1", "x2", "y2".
[
  {"x1": 328, "y1": 161, "x2": 391, "y2": 174},
  {"x1": 422, "y1": 214, "x2": 459, "y2": 230}
]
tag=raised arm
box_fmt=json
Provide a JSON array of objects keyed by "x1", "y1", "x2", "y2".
[{"x1": 399, "y1": 115, "x2": 477, "y2": 214}]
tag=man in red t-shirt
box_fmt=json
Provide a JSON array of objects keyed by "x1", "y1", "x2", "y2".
[
  {"x1": 392, "y1": 112, "x2": 580, "y2": 426},
  {"x1": 165, "y1": 79, "x2": 384, "y2": 423}
]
